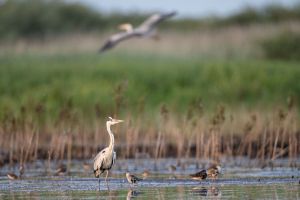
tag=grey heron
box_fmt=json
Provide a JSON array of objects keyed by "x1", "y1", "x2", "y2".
[
  {"x1": 93, "y1": 117, "x2": 123, "y2": 189},
  {"x1": 99, "y1": 11, "x2": 177, "y2": 52}
]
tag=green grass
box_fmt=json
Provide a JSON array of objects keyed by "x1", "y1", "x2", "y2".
[{"x1": 0, "y1": 52, "x2": 299, "y2": 120}]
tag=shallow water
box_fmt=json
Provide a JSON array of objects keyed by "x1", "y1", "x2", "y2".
[{"x1": 0, "y1": 159, "x2": 299, "y2": 199}]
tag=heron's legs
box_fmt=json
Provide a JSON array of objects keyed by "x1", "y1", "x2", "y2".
[
  {"x1": 105, "y1": 170, "x2": 110, "y2": 190},
  {"x1": 98, "y1": 176, "x2": 101, "y2": 191}
]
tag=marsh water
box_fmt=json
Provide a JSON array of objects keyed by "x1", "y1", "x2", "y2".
[{"x1": 0, "y1": 158, "x2": 299, "y2": 199}]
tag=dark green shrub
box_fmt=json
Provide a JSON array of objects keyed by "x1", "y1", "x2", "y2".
[
  {"x1": 260, "y1": 32, "x2": 300, "y2": 60},
  {"x1": 0, "y1": 0, "x2": 106, "y2": 38}
]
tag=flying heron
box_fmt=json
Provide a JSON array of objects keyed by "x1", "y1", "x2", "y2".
[
  {"x1": 93, "y1": 117, "x2": 123, "y2": 189},
  {"x1": 99, "y1": 11, "x2": 177, "y2": 52}
]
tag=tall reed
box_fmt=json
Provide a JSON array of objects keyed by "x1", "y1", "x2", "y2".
[{"x1": 0, "y1": 101, "x2": 299, "y2": 168}]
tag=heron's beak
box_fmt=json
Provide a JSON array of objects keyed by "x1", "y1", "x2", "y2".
[{"x1": 116, "y1": 119, "x2": 124, "y2": 123}]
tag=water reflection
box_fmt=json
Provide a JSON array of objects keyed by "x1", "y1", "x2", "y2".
[
  {"x1": 192, "y1": 186, "x2": 222, "y2": 198},
  {"x1": 126, "y1": 189, "x2": 141, "y2": 200},
  {"x1": 0, "y1": 183, "x2": 299, "y2": 199}
]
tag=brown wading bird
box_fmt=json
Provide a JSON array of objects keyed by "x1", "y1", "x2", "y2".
[
  {"x1": 93, "y1": 117, "x2": 123, "y2": 190},
  {"x1": 55, "y1": 164, "x2": 67, "y2": 176},
  {"x1": 99, "y1": 11, "x2": 177, "y2": 52},
  {"x1": 7, "y1": 164, "x2": 24, "y2": 180},
  {"x1": 190, "y1": 169, "x2": 207, "y2": 180},
  {"x1": 190, "y1": 165, "x2": 221, "y2": 180},
  {"x1": 142, "y1": 169, "x2": 150, "y2": 179},
  {"x1": 83, "y1": 162, "x2": 91, "y2": 171},
  {"x1": 168, "y1": 164, "x2": 177, "y2": 179},
  {"x1": 7, "y1": 173, "x2": 19, "y2": 180},
  {"x1": 207, "y1": 165, "x2": 222, "y2": 179},
  {"x1": 126, "y1": 172, "x2": 142, "y2": 186}
]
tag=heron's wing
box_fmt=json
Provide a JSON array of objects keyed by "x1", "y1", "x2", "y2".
[
  {"x1": 93, "y1": 147, "x2": 108, "y2": 170},
  {"x1": 136, "y1": 11, "x2": 176, "y2": 32},
  {"x1": 99, "y1": 31, "x2": 140, "y2": 52}
]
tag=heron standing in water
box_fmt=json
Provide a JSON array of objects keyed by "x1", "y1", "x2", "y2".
[{"x1": 93, "y1": 117, "x2": 123, "y2": 190}]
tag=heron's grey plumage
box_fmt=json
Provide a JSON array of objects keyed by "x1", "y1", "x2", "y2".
[
  {"x1": 93, "y1": 147, "x2": 116, "y2": 177},
  {"x1": 93, "y1": 117, "x2": 123, "y2": 186},
  {"x1": 99, "y1": 11, "x2": 177, "y2": 52}
]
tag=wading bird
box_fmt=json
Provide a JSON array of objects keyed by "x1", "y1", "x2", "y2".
[
  {"x1": 7, "y1": 164, "x2": 24, "y2": 180},
  {"x1": 93, "y1": 117, "x2": 123, "y2": 189},
  {"x1": 190, "y1": 169, "x2": 207, "y2": 180},
  {"x1": 142, "y1": 169, "x2": 150, "y2": 179},
  {"x1": 206, "y1": 165, "x2": 221, "y2": 179},
  {"x1": 55, "y1": 164, "x2": 67, "y2": 176},
  {"x1": 190, "y1": 165, "x2": 221, "y2": 180},
  {"x1": 126, "y1": 172, "x2": 142, "y2": 186},
  {"x1": 7, "y1": 173, "x2": 18, "y2": 180},
  {"x1": 168, "y1": 164, "x2": 177, "y2": 179},
  {"x1": 83, "y1": 161, "x2": 91, "y2": 171},
  {"x1": 99, "y1": 11, "x2": 177, "y2": 52}
]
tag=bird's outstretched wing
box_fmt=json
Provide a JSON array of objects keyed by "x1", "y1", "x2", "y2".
[
  {"x1": 99, "y1": 31, "x2": 140, "y2": 52},
  {"x1": 99, "y1": 11, "x2": 176, "y2": 53},
  {"x1": 136, "y1": 11, "x2": 177, "y2": 32}
]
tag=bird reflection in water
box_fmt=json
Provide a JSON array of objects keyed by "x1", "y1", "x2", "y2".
[
  {"x1": 192, "y1": 186, "x2": 222, "y2": 198},
  {"x1": 126, "y1": 189, "x2": 141, "y2": 200}
]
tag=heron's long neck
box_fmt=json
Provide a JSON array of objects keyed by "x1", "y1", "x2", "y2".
[{"x1": 106, "y1": 123, "x2": 114, "y2": 150}]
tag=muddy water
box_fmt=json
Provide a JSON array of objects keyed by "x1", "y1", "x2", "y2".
[{"x1": 0, "y1": 159, "x2": 299, "y2": 199}]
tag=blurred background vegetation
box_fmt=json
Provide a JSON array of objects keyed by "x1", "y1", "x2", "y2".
[
  {"x1": 0, "y1": 0, "x2": 299, "y2": 120},
  {"x1": 1, "y1": 0, "x2": 300, "y2": 38}
]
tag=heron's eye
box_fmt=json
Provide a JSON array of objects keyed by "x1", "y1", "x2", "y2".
[{"x1": 108, "y1": 117, "x2": 113, "y2": 121}]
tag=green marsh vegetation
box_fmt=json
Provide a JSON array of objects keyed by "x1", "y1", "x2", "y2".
[{"x1": 0, "y1": 52, "x2": 299, "y2": 167}]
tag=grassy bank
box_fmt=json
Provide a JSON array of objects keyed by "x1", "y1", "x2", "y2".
[{"x1": 0, "y1": 53, "x2": 299, "y2": 119}]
